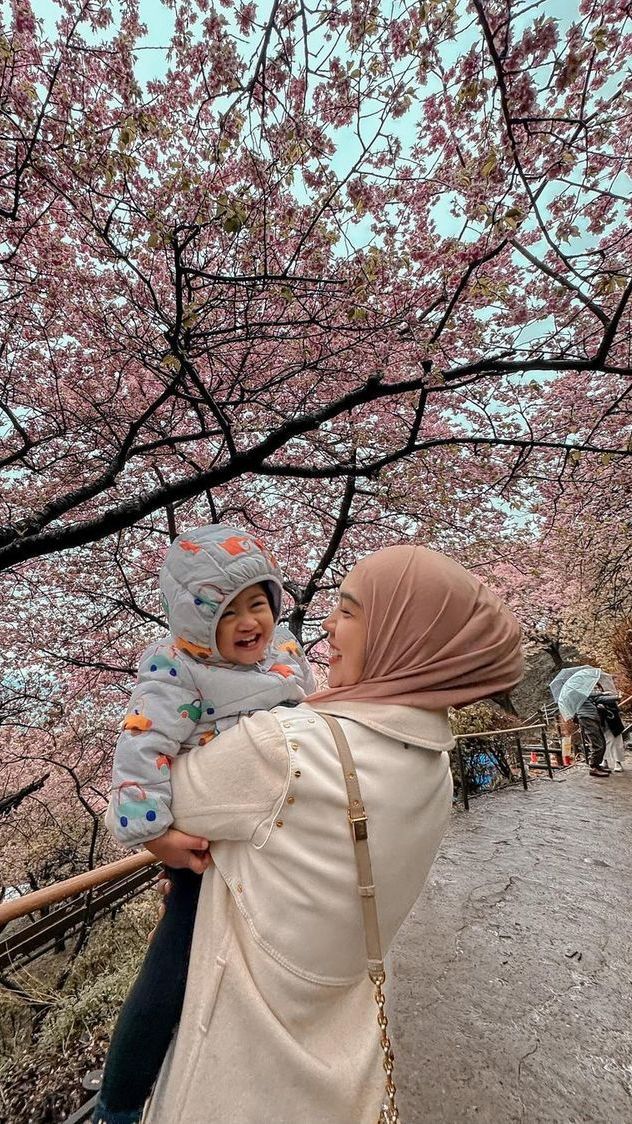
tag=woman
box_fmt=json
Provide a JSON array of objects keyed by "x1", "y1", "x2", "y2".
[
  {"x1": 140, "y1": 545, "x2": 523, "y2": 1124},
  {"x1": 597, "y1": 686, "x2": 626, "y2": 773}
]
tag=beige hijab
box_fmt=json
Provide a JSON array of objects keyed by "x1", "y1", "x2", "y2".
[{"x1": 309, "y1": 545, "x2": 523, "y2": 710}]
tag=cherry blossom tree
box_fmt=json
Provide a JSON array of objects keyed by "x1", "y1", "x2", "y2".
[
  {"x1": 1, "y1": 0, "x2": 630, "y2": 569},
  {"x1": 612, "y1": 619, "x2": 632, "y2": 697}
]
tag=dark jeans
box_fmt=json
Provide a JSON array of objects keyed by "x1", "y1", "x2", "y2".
[
  {"x1": 93, "y1": 868, "x2": 201, "y2": 1124},
  {"x1": 580, "y1": 716, "x2": 606, "y2": 768}
]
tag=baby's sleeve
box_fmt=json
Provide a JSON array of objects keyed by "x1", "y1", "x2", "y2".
[
  {"x1": 107, "y1": 645, "x2": 202, "y2": 847},
  {"x1": 272, "y1": 626, "x2": 316, "y2": 694}
]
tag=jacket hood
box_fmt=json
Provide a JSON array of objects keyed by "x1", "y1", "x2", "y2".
[{"x1": 159, "y1": 525, "x2": 284, "y2": 663}]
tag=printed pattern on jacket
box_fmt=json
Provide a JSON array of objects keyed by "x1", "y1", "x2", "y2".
[{"x1": 110, "y1": 524, "x2": 315, "y2": 846}]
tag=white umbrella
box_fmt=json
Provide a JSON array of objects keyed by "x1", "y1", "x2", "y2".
[
  {"x1": 549, "y1": 665, "x2": 593, "y2": 703},
  {"x1": 557, "y1": 668, "x2": 617, "y2": 720}
]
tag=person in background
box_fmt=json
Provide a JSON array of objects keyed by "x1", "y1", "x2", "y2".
[
  {"x1": 595, "y1": 684, "x2": 626, "y2": 773},
  {"x1": 576, "y1": 685, "x2": 610, "y2": 778}
]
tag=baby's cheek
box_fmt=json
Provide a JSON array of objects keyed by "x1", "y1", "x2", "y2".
[{"x1": 261, "y1": 614, "x2": 276, "y2": 641}]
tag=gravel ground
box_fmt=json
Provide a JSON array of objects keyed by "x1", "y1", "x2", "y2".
[{"x1": 392, "y1": 764, "x2": 632, "y2": 1124}]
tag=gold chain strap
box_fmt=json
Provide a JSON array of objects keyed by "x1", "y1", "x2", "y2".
[{"x1": 373, "y1": 970, "x2": 399, "y2": 1123}]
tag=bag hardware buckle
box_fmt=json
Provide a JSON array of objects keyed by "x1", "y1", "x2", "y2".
[{"x1": 348, "y1": 808, "x2": 368, "y2": 841}]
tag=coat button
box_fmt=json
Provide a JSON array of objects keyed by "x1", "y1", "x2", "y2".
[
  {"x1": 236, "y1": 882, "x2": 243, "y2": 893},
  {"x1": 275, "y1": 819, "x2": 284, "y2": 828},
  {"x1": 294, "y1": 770, "x2": 301, "y2": 778},
  {"x1": 287, "y1": 795, "x2": 295, "y2": 805},
  {"x1": 290, "y1": 741, "x2": 299, "y2": 750}
]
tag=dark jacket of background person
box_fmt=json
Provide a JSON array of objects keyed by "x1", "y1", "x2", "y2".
[{"x1": 594, "y1": 694, "x2": 625, "y2": 737}]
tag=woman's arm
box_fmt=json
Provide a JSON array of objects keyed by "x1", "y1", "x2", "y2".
[{"x1": 169, "y1": 709, "x2": 292, "y2": 843}]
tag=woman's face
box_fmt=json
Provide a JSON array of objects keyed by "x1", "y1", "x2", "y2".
[{"x1": 322, "y1": 578, "x2": 367, "y2": 687}]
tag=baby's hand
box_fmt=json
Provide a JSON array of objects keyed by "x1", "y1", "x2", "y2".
[{"x1": 145, "y1": 828, "x2": 212, "y2": 874}]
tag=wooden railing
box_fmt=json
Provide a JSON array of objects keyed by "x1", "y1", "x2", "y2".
[
  {"x1": 453, "y1": 721, "x2": 556, "y2": 811},
  {"x1": 454, "y1": 722, "x2": 546, "y2": 740},
  {"x1": 0, "y1": 850, "x2": 155, "y2": 927},
  {"x1": 619, "y1": 693, "x2": 632, "y2": 737},
  {"x1": 0, "y1": 862, "x2": 160, "y2": 973},
  {"x1": 0, "y1": 850, "x2": 159, "y2": 1124}
]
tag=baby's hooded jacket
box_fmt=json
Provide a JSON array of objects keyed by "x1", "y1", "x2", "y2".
[{"x1": 109, "y1": 525, "x2": 315, "y2": 846}]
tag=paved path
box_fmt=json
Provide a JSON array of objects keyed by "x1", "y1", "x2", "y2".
[{"x1": 392, "y1": 765, "x2": 632, "y2": 1124}]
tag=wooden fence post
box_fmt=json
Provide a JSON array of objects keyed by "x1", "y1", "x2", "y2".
[
  {"x1": 515, "y1": 735, "x2": 529, "y2": 791},
  {"x1": 455, "y1": 741, "x2": 469, "y2": 811}
]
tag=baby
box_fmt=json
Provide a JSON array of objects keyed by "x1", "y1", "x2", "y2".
[{"x1": 97, "y1": 524, "x2": 314, "y2": 1124}]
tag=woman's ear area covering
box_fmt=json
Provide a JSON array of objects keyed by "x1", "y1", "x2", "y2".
[{"x1": 311, "y1": 543, "x2": 523, "y2": 710}]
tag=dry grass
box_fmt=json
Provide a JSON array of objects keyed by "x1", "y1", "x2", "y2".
[{"x1": 0, "y1": 894, "x2": 158, "y2": 1124}]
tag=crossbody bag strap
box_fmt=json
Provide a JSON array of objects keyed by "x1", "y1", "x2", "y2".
[
  {"x1": 318, "y1": 712, "x2": 400, "y2": 1124},
  {"x1": 319, "y1": 712, "x2": 384, "y2": 979}
]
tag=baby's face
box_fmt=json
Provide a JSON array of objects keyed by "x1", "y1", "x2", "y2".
[{"x1": 216, "y1": 583, "x2": 275, "y2": 665}]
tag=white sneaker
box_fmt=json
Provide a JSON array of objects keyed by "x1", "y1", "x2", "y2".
[{"x1": 614, "y1": 762, "x2": 623, "y2": 772}]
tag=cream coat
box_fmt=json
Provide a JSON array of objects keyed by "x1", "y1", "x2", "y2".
[{"x1": 143, "y1": 701, "x2": 454, "y2": 1124}]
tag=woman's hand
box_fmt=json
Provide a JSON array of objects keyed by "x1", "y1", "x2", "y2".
[{"x1": 145, "y1": 827, "x2": 213, "y2": 874}]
